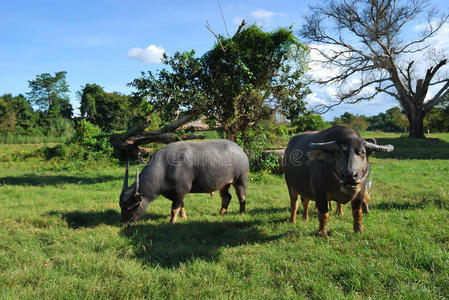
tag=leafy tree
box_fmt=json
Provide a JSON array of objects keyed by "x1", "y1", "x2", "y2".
[
  {"x1": 201, "y1": 25, "x2": 310, "y2": 141},
  {"x1": 386, "y1": 107, "x2": 409, "y2": 132},
  {"x1": 79, "y1": 84, "x2": 148, "y2": 132},
  {"x1": 129, "y1": 51, "x2": 205, "y2": 124},
  {"x1": 301, "y1": 0, "x2": 449, "y2": 138},
  {"x1": 0, "y1": 97, "x2": 15, "y2": 131},
  {"x1": 0, "y1": 94, "x2": 37, "y2": 133},
  {"x1": 27, "y1": 71, "x2": 73, "y2": 119},
  {"x1": 424, "y1": 103, "x2": 449, "y2": 132},
  {"x1": 333, "y1": 112, "x2": 368, "y2": 131},
  {"x1": 291, "y1": 113, "x2": 328, "y2": 132},
  {"x1": 129, "y1": 25, "x2": 310, "y2": 144}
]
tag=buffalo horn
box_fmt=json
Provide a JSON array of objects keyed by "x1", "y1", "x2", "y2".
[
  {"x1": 123, "y1": 162, "x2": 129, "y2": 191},
  {"x1": 308, "y1": 141, "x2": 338, "y2": 151},
  {"x1": 135, "y1": 168, "x2": 139, "y2": 195},
  {"x1": 364, "y1": 141, "x2": 394, "y2": 152}
]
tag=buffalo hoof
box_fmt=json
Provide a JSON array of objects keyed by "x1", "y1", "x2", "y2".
[
  {"x1": 219, "y1": 208, "x2": 227, "y2": 215},
  {"x1": 353, "y1": 226, "x2": 363, "y2": 233},
  {"x1": 362, "y1": 203, "x2": 369, "y2": 214},
  {"x1": 317, "y1": 230, "x2": 328, "y2": 237}
]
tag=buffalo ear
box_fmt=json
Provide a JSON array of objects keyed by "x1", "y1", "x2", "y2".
[{"x1": 307, "y1": 149, "x2": 336, "y2": 161}]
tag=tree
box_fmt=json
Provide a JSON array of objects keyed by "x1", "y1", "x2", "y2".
[
  {"x1": 79, "y1": 84, "x2": 148, "y2": 132},
  {"x1": 0, "y1": 94, "x2": 36, "y2": 133},
  {"x1": 27, "y1": 71, "x2": 73, "y2": 119},
  {"x1": 0, "y1": 97, "x2": 15, "y2": 131},
  {"x1": 332, "y1": 112, "x2": 368, "y2": 131},
  {"x1": 289, "y1": 112, "x2": 328, "y2": 132},
  {"x1": 126, "y1": 23, "x2": 310, "y2": 152},
  {"x1": 301, "y1": 0, "x2": 449, "y2": 138},
  {"x1": 201, "y1": 25, "x2": 310, "y2": 141},
  {"x1": 424, "y1": 101, "x2": 449, "y2": 132}
]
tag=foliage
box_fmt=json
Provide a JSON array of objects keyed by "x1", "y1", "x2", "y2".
[
  {"x1": 236, "y1": 121, "x2": 291, "y2": 173},
  {"x1": 42, "y1": 120, "x2": 115, "y2": 162},
  {"x1": 424, "y1": 103, "x2": 449, "y2": 133},
  {"x1": 333, "y1": 112, "x2": 368, "y2": 131},
  {"x1": 0, "y1": 94, "x2": 37, "y2": 133},
  {"x1": 129, "y1": 51, "x2": 205, "y2": 124},
  {"x1": 79, "y1": 83, "x2": 150, "y2": 132},
  {"x1": 366, "y1": 107, "x2": 409, "y2": 132},
  {"x1": 27, "y1": 71, "x2": 73, "y2": 119},
  {"x1": 129, "y1": 25, "x2": 310, "y2": 142},
  {"x1": 292, "y1": 112, "x2": 329, "y2": 132},
  {"x1": 202, "y1": 25, "x2": 309, "y2": 141},
  {"x1": 0, "y1": 93, "x2": 75, "y2": 142}
]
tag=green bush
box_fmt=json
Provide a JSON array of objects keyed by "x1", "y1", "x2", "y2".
[
  {"x1": 71, "y1": 120, "x2": 113, "y2": 155},
  {"x1": 237, "y1": 122, "x2": 290, "y2": 173},
  {"x1": 42, "y1": 120, "x2": 115, "y2": 162}
]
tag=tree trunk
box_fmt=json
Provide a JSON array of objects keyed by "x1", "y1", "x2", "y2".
[
  {"x1": 407, "y1": 108, "x2": 425, "y2": 138},
  {"x1": 226, "y1": 131, "x2": 237, "y2": 142},
  {"x1": 110, "y1": 112, "x2": 205, "y2": 158}
]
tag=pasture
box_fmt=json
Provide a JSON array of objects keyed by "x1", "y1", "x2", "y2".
[{"x1": 1, "y1": 133, "x2": 449, "y2": 299}]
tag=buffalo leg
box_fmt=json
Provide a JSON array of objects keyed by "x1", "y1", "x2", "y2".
[
  {"x1": 233, "y1": 182, "x2": 247, "y2": 213},
  {"x1": 316, "y1": 198, "x2": 329, "y2": 236},
  {"x1": 301, "y1": 197, "x2": 310, "y2": 221},
  {"x1": 180, "y1": 201, "x2": 187, "y2": 219},
  {"x1": 362, "y1": 189, "x2": 370, "y2": 214},
  {"x1": 288, "y1": 186, "x2": 299, "y2": 223},
  {"x1": 336, "y1": 203, "x2": 344, "y2": 215},
  {"x1": 170, "y1": 198, "x2": 183, "y2": 224},
  {"x1": 219, "y1": 184, "x2": 232, "y2": 215},
  {"x1": 328, "y1": 200, "x2": 333, "y2": 211},
  {"x1": 351, "y1": 195, "x2": 364, "y2": 233}
]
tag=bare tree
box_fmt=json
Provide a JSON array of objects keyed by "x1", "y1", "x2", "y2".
[{"x1": 301, "y1": 0, "x2": 449, "y2": 138}]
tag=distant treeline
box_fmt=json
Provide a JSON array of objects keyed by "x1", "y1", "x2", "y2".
[
  {"x1": 2, "y1": 71, "x2": 449, "y2": 145},
  {"x1": 331, "y1": 106, "x2": 449, "y2": 133},
  {"x1": 0, "y1": 72, "x2": 149, "y2": 143}
]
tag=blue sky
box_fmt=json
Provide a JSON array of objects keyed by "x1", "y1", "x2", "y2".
[{"x1": 1, "y1": 0, "x2": 448, "y2": 121}]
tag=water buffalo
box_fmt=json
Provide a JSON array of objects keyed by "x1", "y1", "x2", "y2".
[
  {"x1": 120, "y1": 139, "x2": 249, "y2": 225},
  {"x1": 284, "y1": 126, "x2": 393, "y2": 236}
]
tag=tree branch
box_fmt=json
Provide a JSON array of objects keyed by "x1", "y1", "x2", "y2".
[{"x1": 205, "y1": 20, "x2": 226, "y2": 52}]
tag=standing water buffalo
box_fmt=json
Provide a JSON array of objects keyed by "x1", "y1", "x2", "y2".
[
  {"x1": 120, "y1": 139, "x2": 249, "y2": 225},
  {"x1": 284, "y1": 126, "x2": 393, "y2": 236}
]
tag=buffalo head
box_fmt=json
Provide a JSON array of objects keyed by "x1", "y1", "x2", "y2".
[
  {"x1": 119, "y1": 163, "x2": 145, "y2": 225},
  {"x1": 307, "y1": 138, "x2": 393, "y2": 189}
]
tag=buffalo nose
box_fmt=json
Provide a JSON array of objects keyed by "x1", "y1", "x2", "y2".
[{"x1": 343, "y1": 171, "x2": 358, "y2": 182}]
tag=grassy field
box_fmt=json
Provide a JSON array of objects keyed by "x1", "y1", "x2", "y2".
[{"x1": 1, "y1": 133, "x2": 449, "y2": 299}]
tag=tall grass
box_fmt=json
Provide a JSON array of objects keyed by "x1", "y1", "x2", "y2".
[{"x1": 0, "y1": 134, "x2": 70, "y2": 144}]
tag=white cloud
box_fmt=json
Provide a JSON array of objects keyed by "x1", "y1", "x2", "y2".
[
  {"x1": 306, "y1": 92, "x2": 328, "y2": 106},
  {"x1": 250, "y1": 9, "x2": 284, "y2": 23},
  {"x1": 127, "y1": 44, "x2": 165, "y2": 63}
]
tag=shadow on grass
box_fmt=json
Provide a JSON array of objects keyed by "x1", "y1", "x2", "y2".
[
  {"x1": 372, "y1": 198, "x2": 449, "y2": 210},
  {"x1": 121, "y1": 220, "x2": 283, "y2": 268},
  {"x1": 225, "y1": 207, "x2": 288, "y2": 216},
  {"x1": 373, "y1": 137, "x2": 449, "y2": 159},
  {"x1": 0, "y1": 174, "x2": 121, "y2": 186},
  {"x1": 48, "y1": 209, "x2": 282, "y2": 268},
  {"x1": 47, "y1": 209, "x2": 166, "y2": 228}
]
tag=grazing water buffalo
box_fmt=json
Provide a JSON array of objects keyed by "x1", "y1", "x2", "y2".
[
  {"x1": 120, "y1": 139, "x2": 249, "y2": 225},
  {"x1": 284, "y1": 126, "x2": 393, "y2": 236}
]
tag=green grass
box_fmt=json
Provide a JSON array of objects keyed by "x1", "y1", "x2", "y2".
[
  {"x1": 1, "y1": 134, "x2": 449, "y2": 299},
  {"x1": 0, "y1": 134, "x2": 70, "y2": 144}
]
